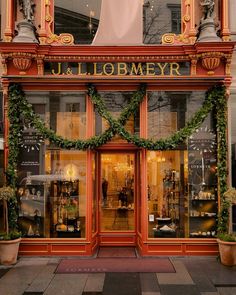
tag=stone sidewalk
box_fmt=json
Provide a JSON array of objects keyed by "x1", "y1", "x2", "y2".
[{"x1": 0, "y1": 256, "x2": 236, "y2": 295}]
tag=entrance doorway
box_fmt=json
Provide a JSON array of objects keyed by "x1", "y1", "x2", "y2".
[{"x1": 99, "y1": 153, "x2": 136, "y2": 236}]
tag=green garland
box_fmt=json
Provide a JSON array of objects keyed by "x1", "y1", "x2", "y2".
[
  {"x1": 214, "y1": 85, "x2": 228, "y2": 234},
  {"x1": 6, "y1": 83, "x2": 228, "y2": 234},
  {"x1": 7, "y1": 82, "x2": 227, "y2": 164}
]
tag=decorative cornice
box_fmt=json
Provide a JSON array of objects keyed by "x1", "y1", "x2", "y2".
[
  {"x1": 0, "y1": 42, "x2": 234, "y2": 77},
  {"x1": 43, "y1": 55, "x2": 189, "y2": 62}
]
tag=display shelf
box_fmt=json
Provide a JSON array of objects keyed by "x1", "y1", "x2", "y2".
[
  {"x1": 189, "y1": 216, "x2": 217, "y2": 219},
  {"x1": 191, "y1": 199, "x2": 216, "y2": 201}
]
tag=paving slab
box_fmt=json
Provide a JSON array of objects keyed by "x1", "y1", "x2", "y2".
[
  {"x1": 0, "y1": 268, "x2": 10, "y2": 279},
  {"x1": 44, "y1": 273, "x2": 88, "y2": 295},
  {"x1": 201, "y1": 261, "x2": 236, "y2": 286},
  {"x1": 103, "y1": 273, "x2": 141, "y2": 295},
  {"x1": 47, "y1": 257, "x2": 61, "y2": 265},
  {"x1": 142, "y1": 292, "x2": 161, "y2": 295},
  {"x1": 15, "y1": 258, "x2": 49, "y2": 268},
  {"x1": 83, "y1": 273, "x2": 105, "y2": 292},
  {"x1": 23, "y1": 292, "x2": 44, "y2": 295},
  {"x1": 156, "y1": 260, "x2": 194, "y2": 285},
  {"x1": 140, "y1": 273, "x2": 160, "y2": 292},
  {"x1": 183, "y1": 258, "x2": 217, "y2": 292},
  {"x1": 26, "y1": 264, "x2": 56, "y2": 293},
  {"x1": 0, "y1": 264, "x2": 46, "y2": 295},
  {"x1": 160, "y1": 285, "x2": 201, "y2": 295},
  {"x1": 216, "y1": 287, "x2": 236, "y2": 295}
]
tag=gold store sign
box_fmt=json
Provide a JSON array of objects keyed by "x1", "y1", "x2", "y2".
[{"x1": 45, "y1": 62, "x2": 190, "y2": 76}]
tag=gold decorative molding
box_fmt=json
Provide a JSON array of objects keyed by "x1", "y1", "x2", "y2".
[
  {"x1": 222, "y1": 36, "x2": 231, "y2": 42},
  {"x1": 36, "y1": 56, "x2": 45, "y2": 75},
  {"x1": 162, "y1": 34, "x2": 176, "y2": 45},
  {"x1": 44, "y1": 0, "x2": 74, "y2": 45},
  {"x1": 1, "y1": 58, "x2": 8, "y2": 76},
  {"x1": 224, "y1": 53, "x2": 232, "y2": 76},
  {"x1": 44, "y1": 55, "x2": 189, "y2": 62},
  {"x1": 189, "y1": 55, "x2": 198, "y2": 76},
  {"x1": 162, "y1": 0, "x2": 192, "y2": 45},
  {"x1": 3, "y1": 36, "x2": 13, "y2": 42}
]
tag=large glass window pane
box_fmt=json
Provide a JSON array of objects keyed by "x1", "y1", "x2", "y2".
[
  {"x1": 47, "y1": 92, "x2": 86, "y2": 141},
  {"x1": 45, "y1": 150, "x2": 87, "y2": 238},
  {"x1": 17, "y1": 92, "x2": 87, "y2": 238},
  {"x1": 148, "y1": 150, "x2": 188, "y2": 238},
  {"x1": 54, "y1": 0, "x2": 100, "y2": 44},
  {"x1": 147, "y1": 91, "x2": 218, "y2": 238},
  {"x1": 95, "y1": 92, "x2": 139, "y2": 142},
  {"x1": 143, "y1": 0, "x2": 181, "y2": 44},
  {"x1": 148, "y1": 91, "x2": 188, "y2": 140},
  {"x1": 54, "y1": 0, "x2": 181, "y2": 45},
  {"x1": 188, "y1": 122, "x2": 217, "y2": 238}
]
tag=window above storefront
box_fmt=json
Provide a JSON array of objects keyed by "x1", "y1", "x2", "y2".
[{"x1": 54, "y1": 0, "x2": 182, "y2": 45}]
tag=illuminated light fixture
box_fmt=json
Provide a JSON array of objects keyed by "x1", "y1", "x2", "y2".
[
  {"x1": 64, "y1": 163, "x2": 79, "y2": 181},
  {"x1": 114, "y1": 162, "x2": 133, "y2": 172},
  {"x1": 89, "y1": 10, "x2": 95, "y2": 33}
]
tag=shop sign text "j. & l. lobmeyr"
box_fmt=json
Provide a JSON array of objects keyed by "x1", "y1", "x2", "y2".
[{"x1": 45, "y1": 62, "x2": 190, "y2": 76}]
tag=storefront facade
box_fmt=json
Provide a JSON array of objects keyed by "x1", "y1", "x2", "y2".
[{"x1": 0, "y1": 0, "x2": 235, "y2": 256}]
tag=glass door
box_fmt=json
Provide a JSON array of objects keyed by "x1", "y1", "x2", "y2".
[{"x1": 99, "y1": 153, "x2": 135, "y2": 232}]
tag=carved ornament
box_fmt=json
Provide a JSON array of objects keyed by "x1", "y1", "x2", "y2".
[
  {"x1": 2, "y1": 53, "x2": 45, "y2": 75},
  {"x1": 44, "y1": 0, "x2": 74, "y2": 45},
  {"x1": 162, "y1": 0, "x2": 193, "y2": 45},
  {"x1": 189, "y1": 52, "x2": 232, "y2": 76},
  {"x1": 200, "y1": 52, "x2": 224, "y2": 75}
]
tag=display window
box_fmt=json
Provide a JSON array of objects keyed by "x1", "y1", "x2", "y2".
[
  {"x1": 16, "y1": 92, "x2": 87, "y2": 238},
  {"x1": 17, "y1": 150, "x2": 87, "y2": 239},
  {"x1": 147, "y1": 91, "x2": 218, "y2": 239},
  {"x1": 15, "y1": 89, "x2": 218, "y2": 240}
]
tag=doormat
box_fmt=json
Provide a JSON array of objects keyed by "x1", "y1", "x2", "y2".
[
  {"x1": 55, "y1": 258, "x2": 175, "y2": 273},
  {"x1": 97, "y1": 247, "x2": 137, "y2": 258}
]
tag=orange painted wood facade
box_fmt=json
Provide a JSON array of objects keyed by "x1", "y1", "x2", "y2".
[{"x1": 0, "y1": 0, "x2": 235, "y2": 256}]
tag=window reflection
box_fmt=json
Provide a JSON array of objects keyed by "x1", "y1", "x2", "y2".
[
  {"x1": 147, "y1": 150, "x2": 188, "y2": 238},
  {"x1": 144, "y1": 0, "x2": 181, "y2": 44},
  {"x1": 147, "y1": 91, "x2": 218, "y2": 239},
  {"x1": 17, "y1": 93, "x2": 87, "y2": 239},
  {"x1": 54, "y1": 0, "x2": 182, "y2": 44},
  {"x1": 55, "y1": 0, "x2": 100, "y2": 44},
  {"x1": 95, "y1": 92, "x2": 139, "y2": 142},
  {"x1": 148, "y1": 91, "x2": 187, "y2": 140}
]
